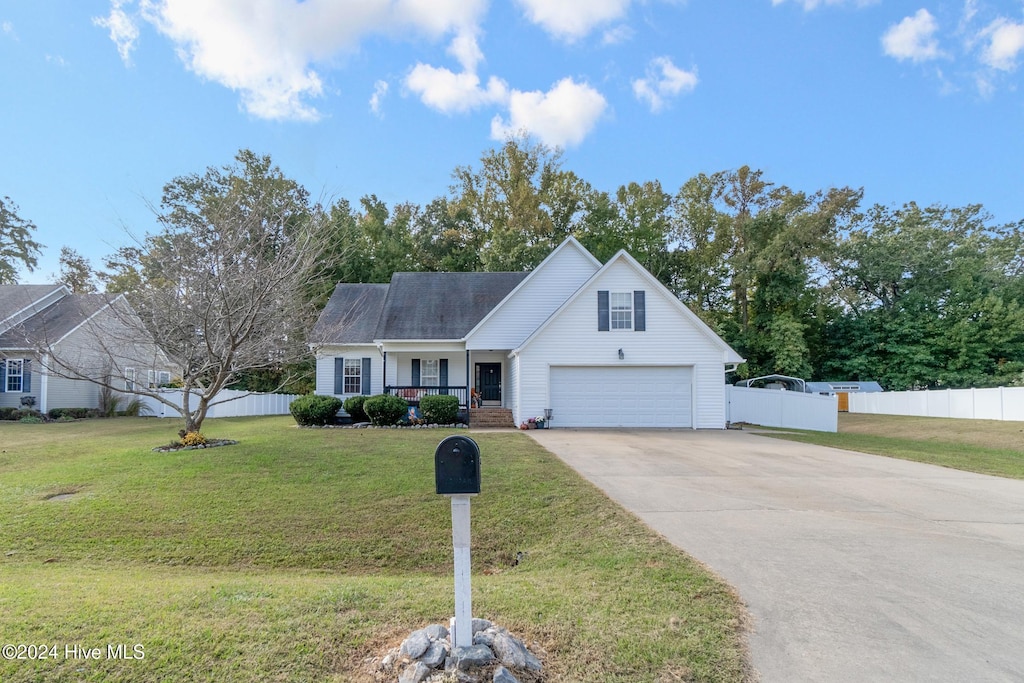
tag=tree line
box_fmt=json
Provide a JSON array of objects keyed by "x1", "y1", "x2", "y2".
[{"x1": 7, "y1": 140, "x2": 1024, "y2": 393}]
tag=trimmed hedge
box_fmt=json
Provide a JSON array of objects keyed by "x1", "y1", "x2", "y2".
[
  {"x1": 47, "y1": 407, "x2": 97, "y2": 420},
  {"x1": 363, "y1": 394, "x2": 408, "y2": 426},
  {"x1": 289, "y1": 395, "x2": 343, "y2": 426},
  {"x1": 419, "y1": 394, "x2": 460, "y2": 425},
  {"x1": 342, "y1": 395, "x2": 369, "y2": 423}
]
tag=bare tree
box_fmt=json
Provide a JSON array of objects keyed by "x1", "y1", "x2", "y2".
[{"x1": 29, "y1": 151, "x2": 337, "y2": 433}]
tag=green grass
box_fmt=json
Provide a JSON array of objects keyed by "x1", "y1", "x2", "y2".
[
  {"x1": 0, "y1": 417, "x2": 749, "y2": 682},
  {"x1": 761, "y1": 413, "x2": 1024, "y2": 479}
]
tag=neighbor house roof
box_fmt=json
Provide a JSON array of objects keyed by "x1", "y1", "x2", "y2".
[
  {"x1": 311, "y1": 283, "x2": 390, "y2": 344},
  {"x1": 314, "y1": 272, "x2": 530, "y2": 344},
  {"x1": 0, "y1": 292, "x2": 112, "y2": 349},
  {"x1": 0, "y1": 284, "x2": 65, "y2": 328}
]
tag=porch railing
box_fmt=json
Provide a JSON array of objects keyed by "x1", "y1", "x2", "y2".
[{"x1": 385, "y1": 385, "x2": 469, "y2": 407}]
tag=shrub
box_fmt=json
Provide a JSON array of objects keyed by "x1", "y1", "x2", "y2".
[
  {"x1": 18, "y1": 414, "x2": 44, "y2": 424},
  {"x1": 289, "y1": 394, "x2": 343, "y2": 426},
  {"x1": 48, "y1": 407, "x2": 94, "y2": 420},
  {"x1": 419, "y1": 394, "x2": 459, "y2": 425},
  {"x1": 342, "y1": 395, "x2": 369, "y2": 423},
  {"x1": 0, "y1": 407, "x2": 17, "y2": 421},
  {"x1": 181, "y1": 431, "x2": 207, "y2": 447},
  {"x1": 363, "y1": 394, "x2": 408, "y2": 426}
]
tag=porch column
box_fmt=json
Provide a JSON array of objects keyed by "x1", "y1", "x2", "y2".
[
  {"x1": 465, "y1": 350, "x2": 470, "y2": 407},
  {"x1": 382, "y1": 351, "x2": 387, "y2": 394}
]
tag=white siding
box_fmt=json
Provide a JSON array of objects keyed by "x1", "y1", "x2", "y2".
[
  {"x1": 466, "y1": 242, "x2": 599, "y2": 350},
  {"x1": 508, "y1": 354, "x2": 519, "y2": 420},
  {"x1": 315, "y1": 345, "x2": 383, "y2": 399},
  {"x1": 515, "y1": 258, "x2": 729, "y2": 429},
  {"x1": 46, "y1": 375, "x2": 101, "y2": 409}
]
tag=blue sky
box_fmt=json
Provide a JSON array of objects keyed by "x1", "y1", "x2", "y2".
[{"x1": 2, "y1": 0, "x2": 1023, "y2": 283}]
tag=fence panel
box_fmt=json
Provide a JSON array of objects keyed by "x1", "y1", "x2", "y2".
[
  {"x1": 726, "y1": 386, "x2": 838, "y2": 432},
  {"x1": 136, "y1": 389, "x2": 298, "y2": 420},
  {"x1": 850, "y1": 387, "x2": 1024, "y2": 422}
]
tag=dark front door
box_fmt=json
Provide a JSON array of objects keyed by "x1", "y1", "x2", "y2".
[{"x1": 477, "y1": 363, "x2": 502, "y2": 402}]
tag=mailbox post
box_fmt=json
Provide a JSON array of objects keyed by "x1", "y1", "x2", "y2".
[{"x1": 435, "y1": 435, "x2": 481, "y2": 649}]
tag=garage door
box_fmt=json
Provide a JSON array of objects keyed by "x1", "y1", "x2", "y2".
[{"x1": 549, "y1": 366, "x2": 692, "y2": 428}]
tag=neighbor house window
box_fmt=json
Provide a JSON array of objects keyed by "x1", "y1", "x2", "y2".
[
  {"x1": 343, "y1": 358, "x2": 362, "y2": 394},
  {"x1": 421, "y1": 359, "x2": 440, "y2": 386},
  {"x1": 125, "y1": 367, "x2": 136, "y2": 392},
  {"x1": 6, "y1": 359, "x2": 23, "y2": 392},
  {"x1": 610, "y1": 292, "x2": 633, "y2": 330},
  {"x1": 158, "y1": 371, "x2": 171, "y2": 386}
]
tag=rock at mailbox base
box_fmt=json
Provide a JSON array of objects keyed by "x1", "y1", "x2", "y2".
[
  {"x1": 398, "y1": 661, "x2": 431, "y2": 683},
  {"x1": 399, "y1": 629, "x2": 432, "y2": 659},
  {"x1": 446, "y1": 644, "x2": 494, "y2": 671}
]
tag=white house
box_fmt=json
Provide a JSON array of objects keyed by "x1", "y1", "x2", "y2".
[
  {"x1": 0, "y1": 285, "x2": 174, "y2": 414},
  {"x1": 311, "y1": 238, "x2": 744, "y2": 428}
]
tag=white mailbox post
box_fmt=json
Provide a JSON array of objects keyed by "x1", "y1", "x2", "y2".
[{"x1": 434, "y1": 436, "x2": 481, "y2": 649}]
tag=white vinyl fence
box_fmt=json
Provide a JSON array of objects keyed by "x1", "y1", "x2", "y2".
[
  {"x1": 850, "y1": 387, "x2": 1024, "y2": 422},
  {"x1": 137, "y1": 388, "x2": 299, "y2": 419},
  {"x1": 726, "y1": 385, "x2": 838, "y2": 432}
]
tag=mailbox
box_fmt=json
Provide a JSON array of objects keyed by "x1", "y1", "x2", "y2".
[{"x1": 435, "y1": 435, "x2": 481, "y2": 495}]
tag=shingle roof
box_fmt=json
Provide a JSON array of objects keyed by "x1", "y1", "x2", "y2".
[
  {"x1": 375, "y1": 272, "x2": 527, "y2": 340},
  {"x1": 0, "y1": 285, "x2": 64, "y2": 327},
  {"x1": 0, "y1": 293, "x2": 111, "y2": 348},
  {"x1": 311, "y1": 284, "x2": 390, "y2": 344},
  {"x1": 313, "y1": 272, "x2": 529, "y2": 344}
]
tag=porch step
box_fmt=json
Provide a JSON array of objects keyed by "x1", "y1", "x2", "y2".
[{"x1": 469, "y1": 408, "x2": 515, "y2": 429}]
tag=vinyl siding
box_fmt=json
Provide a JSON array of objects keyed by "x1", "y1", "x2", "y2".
[
  {"x1": 516, "y1": 258, "x2": 729, "y2": 429},
  {"x1": 315, "y1": 345, "x2": 382, "y2": 398},
  {"x1": 466, "y1": 242, "x2": 599, "y2": 350}
]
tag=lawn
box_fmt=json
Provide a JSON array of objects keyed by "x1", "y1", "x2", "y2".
[
  {"x1": 762, "y1": 413, "x2": 1024, "y2": 479},
  {"x1": 0, "y1": 417, "x2": 750, "y2": 682}
]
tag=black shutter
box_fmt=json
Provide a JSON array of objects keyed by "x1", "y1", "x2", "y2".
[
  {"x1": 23, "y1": 359, "x2": 31, "y2": 393},
  {"x1": 334, "y1": 357, "x2": 345, "y2": 394},
  {"x1": 361, "y1": 357, "x2": 372, "y2": 395},
  {"x1": 439, "y1": 359, "x2": 448, "y2": 395},
  {"x1": 634, "y1": 290, "x2": 646, "y2": 331},
  {"x1": 0, "y1": 360, "x2": 6, "y2": 393},
  {"x1": 412, "y1": 359, "x2": 421, "y2": 385},
  {"x1": 598, "y1": 290, "x2": 610, "y2": 331}
]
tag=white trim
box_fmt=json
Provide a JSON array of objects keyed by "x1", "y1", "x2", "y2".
[
  {"x1": 39, "y1": 353, "x2": 49, "y2": 413},
  {"x1": 513, "y1": 250, "x2": 744, "y2": 363},
  {"x1": 462, "y1": 237, "x2": 601, "y2": 342},
  {"x1": 0, "y1": 285, "x2": 68, "y2": 331}
]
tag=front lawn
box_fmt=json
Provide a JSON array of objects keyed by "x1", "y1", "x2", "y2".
[{"x1": 0, "y1": 417, "x2": 750, "y2": 682}]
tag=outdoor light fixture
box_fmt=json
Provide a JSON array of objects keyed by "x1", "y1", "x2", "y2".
[{"x1": 618, "y1": 348, "x2": 624, "y2": 360}]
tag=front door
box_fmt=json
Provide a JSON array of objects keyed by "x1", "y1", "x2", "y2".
[{"x1": 476, "y1": 363, "x2": 502, "y2": 402}]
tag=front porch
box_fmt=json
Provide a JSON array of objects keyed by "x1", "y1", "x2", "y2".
[{"x1": 381, "y1": 348, "x2": 510, "y2": 410}]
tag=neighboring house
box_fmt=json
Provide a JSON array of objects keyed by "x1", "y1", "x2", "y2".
[
  {"x1": 312, "y1": 238, "x2": 744, "y2": 429},
  {"x1": 0, "y1": 284, "x2": 174, "y2": 413}
]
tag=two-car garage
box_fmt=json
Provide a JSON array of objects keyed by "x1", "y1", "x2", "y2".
[{"x1": 548, "y1": 366, "x2": 693, "y2": 428}]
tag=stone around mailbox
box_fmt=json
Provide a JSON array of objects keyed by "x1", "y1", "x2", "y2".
[{"x1": 435, "y1": 435, "x2": 481, "y2": 495}]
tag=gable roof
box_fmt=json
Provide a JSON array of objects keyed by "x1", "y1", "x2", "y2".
[
  {"x1": 513, "y1": 249, "x2": 745, "y2": 363},
  {"x1": 311, "y1": 283, "x2": 390, "y2": 344},
  {"x1": 375, "y1": 272, "x2": 527, "y2": 340},
  {"x1": 0, "y1": 291, "x2": 112, "y2": 349},
  {"x1": 0, "y1": 284, "x2": 66, "y2": 331}
]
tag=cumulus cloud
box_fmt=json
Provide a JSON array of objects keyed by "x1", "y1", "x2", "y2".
[
  {"x1": 405, "y1": 31, "x2": 509, "y2": 114},
  {"x1": 369, "y1": 80, "x2": 389, "y2": 117},
  {"x1": 632, "y1": 57, "x2": 698, "y2": 113},
  {"x1": 771, "y1": 0, "x2": 878, "y2": 9},
  {"x1": 95, "y1": 0, "x2": 487, "y2": 121},
  {"x1": 979, "y1": 17, "x2": 1024, "y2": 71},
  {"x1": 93, "y1": 0, "x2": 140, "y2": 65},
  {"x1": 515, "y1": 0, "x2": 632, "y2": 41},
  {"x1": 491, "y1": 78, "x2": 607, "y2": 148},
  {"x1": 882, "y1": 9, "x2": 943, "y2": 63}
]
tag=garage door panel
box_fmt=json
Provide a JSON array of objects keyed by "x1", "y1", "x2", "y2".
[{"x1": 550, "y1": 366, "x2": 691, "y2": 428}]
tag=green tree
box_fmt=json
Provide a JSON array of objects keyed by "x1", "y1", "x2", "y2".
[
  {"x1": 56, "y1": 246, "x2": 98, "y2": 293},
  {"x1": 0, "y1": 196, "x2": 44, "y2": 284}
]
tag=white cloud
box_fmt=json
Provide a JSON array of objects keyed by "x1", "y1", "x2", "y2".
[
  {"x1": 771, "y1": 0, "x2": 878, "y2": 9},
  {"x1": 632, "y1": 57, "x2": 698, "y2": 113},
  {"x1": 2, "y1": 20, "x2": 17, "y2": 40},
  {"x1": 100, "y1": 0, "x2": 487, "y2": 122},
  {"x1": 93, "y1": 0, "x2": 140, "y2": 65},
  {"x1": 601, "y1": 24, "x2": 634, "y2": 46},
  {"x1": 491, "y1": 78, "x2": 607, "y2": 148},
  {"x1": 369, "y1": 80, "x2": 389, "y2": 117},
  {"x1": 406, "y1": 63, "x2": 509, "y2": 113},
  {"x1": 979, "y1": 17, "x2": 1024, "y2": 71},
  {"x1": 46, "y1": 54, "x2": 69, "y2": 68},
  {"x1": 882, "y1": 9, "x2": 943, "y2": 63},
  {"x1": 515, "y1": 0, "x2": 632, "y2": 41}
]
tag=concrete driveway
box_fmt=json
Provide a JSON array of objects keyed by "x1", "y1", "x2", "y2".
[{"x1": 528, "y1": 428, "x2": 1024, "y2": 683}]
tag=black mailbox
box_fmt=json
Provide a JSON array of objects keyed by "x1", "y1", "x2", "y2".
[{"x1": 435, "y1": 435, "x2": 481, "y2": 495}]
